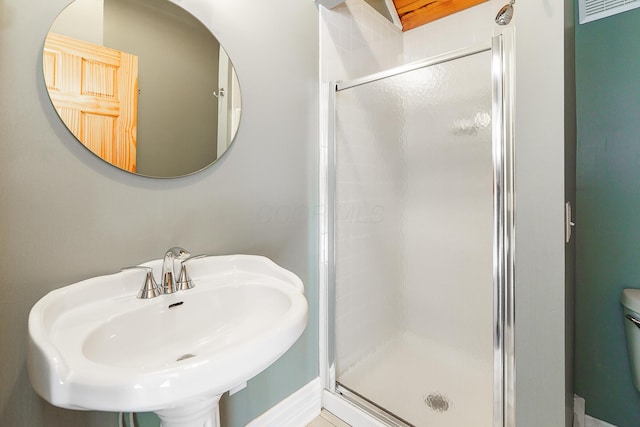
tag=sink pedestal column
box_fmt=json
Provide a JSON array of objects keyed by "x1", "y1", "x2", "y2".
[{"x1": 155, "y1": 393, "x2": 222, "y2": 427}]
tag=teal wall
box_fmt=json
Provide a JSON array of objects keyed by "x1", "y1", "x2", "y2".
[{"x1": 575, "y1": 7, "x2": 640, "y2": 426}]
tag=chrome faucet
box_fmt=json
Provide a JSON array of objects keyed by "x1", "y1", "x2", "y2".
[
  {"x1": 128, "y1": 247, "x2": 201, "y2": 299},
  {"x1": 161, "y1": 247, "x2": 191, "y2": 294}
]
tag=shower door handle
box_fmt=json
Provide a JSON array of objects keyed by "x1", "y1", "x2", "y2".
[{"x1": 565, "y1": 202, "x2": 575, "y2": 243}]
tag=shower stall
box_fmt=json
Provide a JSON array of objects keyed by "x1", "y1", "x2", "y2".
[{"x1": 321, "y1": 36, "x2": 514, "y2": 427}]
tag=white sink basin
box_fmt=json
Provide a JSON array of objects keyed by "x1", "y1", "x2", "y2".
[{"x1": 27, "y1": 254, "x2": 308, "y2": 425}]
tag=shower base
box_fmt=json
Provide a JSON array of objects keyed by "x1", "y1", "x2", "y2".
[{"x1": 337, "y1": 332, "x2": 492, "y2": 427}]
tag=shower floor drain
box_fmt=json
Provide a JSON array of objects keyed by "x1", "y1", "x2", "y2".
[{"x1": 425, "y1": 393, "x2": 450, "y2": 412}]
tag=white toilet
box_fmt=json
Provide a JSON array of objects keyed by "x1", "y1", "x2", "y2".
[{"x1": 621, "y1": 288, "x2": 640, "y2": 391}]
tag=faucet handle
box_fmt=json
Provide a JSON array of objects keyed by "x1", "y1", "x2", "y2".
[
  {"x1": 168, "y1": 247, "x2": 191, "y2": 260},
  {"x1": 176, "y1": 255, "x2": 206, "y2": 291},
  {"x1": 123, "y1": 266, "x2": 163, "y2": 299}
]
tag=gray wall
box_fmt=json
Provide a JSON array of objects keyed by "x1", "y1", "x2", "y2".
[
  {"x1": 104, "y1": 0, "x2": 220, "y2": 177},
  {"x1": 513, "y1": 0, "x2": 575, "y2": 425},
  {"x1": 0, "y1": 0, "x2": 318, "y2": 426},
  {"x1": 49, "y1": 0, "x2": 104, "y2": 45}
]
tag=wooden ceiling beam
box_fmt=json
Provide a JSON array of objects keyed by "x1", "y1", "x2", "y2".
[
  {"x1": 395, "y1": 0, "x2": 437, "y2": 16},
  {"x1": 392, "y1": 0, "x2": 487, "y2": 31}
]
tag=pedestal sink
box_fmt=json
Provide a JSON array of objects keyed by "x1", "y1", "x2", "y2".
[{"x1": 27, "y1": 254, "x2": 308, "y2": 427}]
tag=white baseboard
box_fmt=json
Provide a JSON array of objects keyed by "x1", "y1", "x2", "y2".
[
  {"x1": 247, "y1": 377, "x2": 322, "y2": 427},
  {"x1": 574, "y1": 394, "x2": 617, "y2": 427},
  {"x1": 585, "y1": 415, "x2": 617, "y2": 427},
  {"x1": 574, "y1": 395, "x2": 585, "y2": 427}
]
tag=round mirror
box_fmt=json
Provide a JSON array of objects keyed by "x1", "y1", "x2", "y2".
[{"x1": 43, "y1": 0, "x2": 241, "y2": 178}]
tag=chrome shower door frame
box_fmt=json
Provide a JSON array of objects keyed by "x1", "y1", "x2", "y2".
[{"x1": 320, "y1": 34, "x2": 515, "y2": 427}]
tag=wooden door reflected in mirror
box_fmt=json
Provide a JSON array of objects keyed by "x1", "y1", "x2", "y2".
[{"x1": 44, "y1": 32, "x2": 139, "y2": 172}]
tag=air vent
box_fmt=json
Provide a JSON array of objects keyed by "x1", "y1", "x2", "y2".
[{"x1": 579, "y1": 0, "x2": 640, "y2": 23}]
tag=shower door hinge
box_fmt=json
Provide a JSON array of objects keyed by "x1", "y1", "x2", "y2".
[{"x1": 565, "y1": 201, "x2": 575, "y2": 243}]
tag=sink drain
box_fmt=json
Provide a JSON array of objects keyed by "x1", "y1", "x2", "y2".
[{"x1": 176, "y1": 353, "x2": 195, "y2": 362}]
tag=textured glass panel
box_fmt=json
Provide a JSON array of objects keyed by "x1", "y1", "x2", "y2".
[{"x1": 334, "y1": 50, "x2": 493, "y2": 427}]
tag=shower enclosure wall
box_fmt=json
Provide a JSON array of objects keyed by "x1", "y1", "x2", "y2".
[{"x1": 322, "y1": 36, "x2": 514, "y2": 427}]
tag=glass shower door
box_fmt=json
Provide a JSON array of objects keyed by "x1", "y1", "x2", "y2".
[{"x1": 332, "y1": 49, "x2": 494, "y2": 427}]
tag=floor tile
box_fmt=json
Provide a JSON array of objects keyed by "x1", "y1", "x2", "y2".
[{"x1": 306, "y1": 410, "x2": 351, "y2": 427}]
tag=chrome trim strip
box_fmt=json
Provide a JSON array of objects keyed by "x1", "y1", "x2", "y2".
[
  {"x1": 336, "y1": 384, "x2": 413, "y2": 427},
  {"x1": 503, "y1": 31, "x2": 517, "y2": 427},
  {"x1": 491, "y1": 33, "x2": 516, "y2": 427},
  {"x1": 326, "y1": 81, "x2": 337, "y2": 393},
  {"x1": 336, "y1": 42, "x2": 492, "y2": 91},
  {"x1": 323, "y1": 390, "x2": 391, "y2": 427},
  {"x1": 492, "y1": 34, "x2": 506, "y2": 427},
  {"x1": 319, "y1": 81, "x2": 332, "y2": 391}
]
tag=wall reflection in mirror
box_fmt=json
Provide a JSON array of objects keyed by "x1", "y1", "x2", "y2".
[{"x1": 44, "y1": 0, "x2": 241, "y2": 178}]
